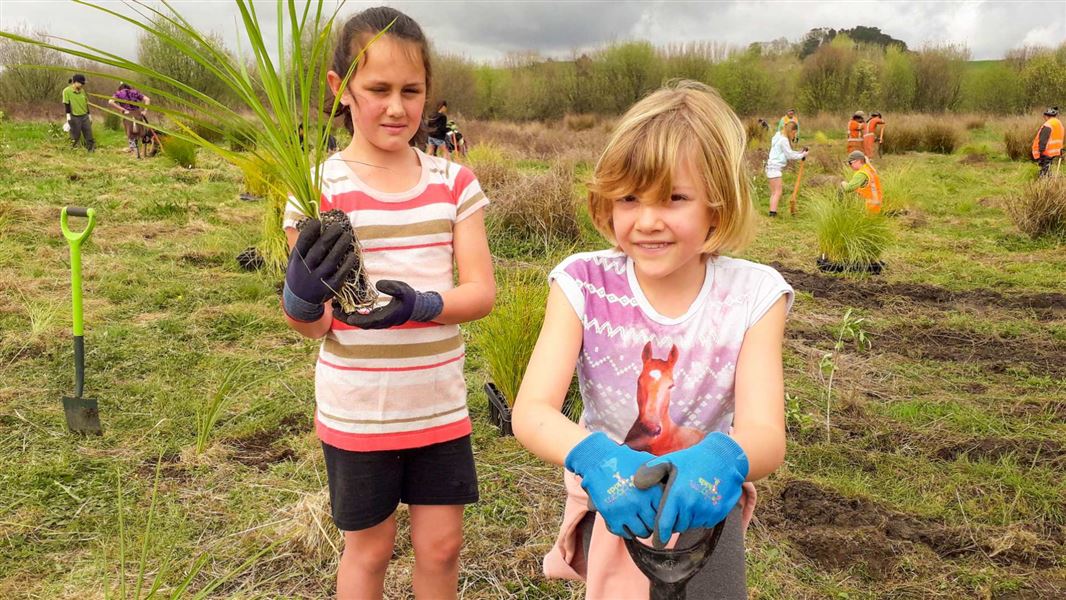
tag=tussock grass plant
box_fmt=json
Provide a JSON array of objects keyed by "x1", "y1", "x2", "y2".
[
  {"x1": 474, "y1": 269, "x2": 548, "y2": 406},
  {"x1": 160, "y1": 135, "x2": 196, "y2": 168},
  {"x1": 195, "y1": 360, "x2": 253, "y2": 454},
  {"x1": 811, "y1": 191, "x2": 893, "y2": 268},
  {"x1": 923, "y1": 121, "x2": 962, "y2": 154},
  {"x1": 1004, "y1": 126, "x2": 1031, "y2": 161},
  {"x1": 1005, "y1": 177, "x2": 1066, "y2": 239},
  {"x1": 464, "y1": 143, "x2": 520, "y2": 195},
  {"x1": 489, "y1": 161, "x2": 580, "y2": 251},
  {"x1": 562, "y1": 113, "x2": 599, "y2": 131},
  {"x1": 745, "y1": 118, "x2": 769, "y2": 144},
  {"x1": 882, "y1": 120, "x2": 925, "y2": 154},
  {"x1": 964, "y1": 116, "x2": 987, "y2": 130},
  {"x1": 104, "y1": 111, "x2": 122, "y2": 131},
  {"x1": 256, "y1": 189, "x2": 291, "y2": 275}
]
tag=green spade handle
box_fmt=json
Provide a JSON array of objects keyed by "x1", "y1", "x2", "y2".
[{"x1": 61, "y1": 207, "x2": 95, "y2": 398}]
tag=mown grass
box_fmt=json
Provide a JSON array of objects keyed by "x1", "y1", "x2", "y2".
[{"x1": 1, "y1": 117, "x2": 1064, "y2": 598}]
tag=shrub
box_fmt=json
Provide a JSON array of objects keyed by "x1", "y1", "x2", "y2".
[
  {"x1": 881, "y1": 121, "x2": 923, "y2": 154},
  {"x1": 161, "y1": 136, "x2": 197, "y2": 168},
  {"x1": 811, "y1": 191, "x2": 892, "y2": 268},
  {"x1": 922, "y1": 121, "x2": 961, "y2": 154},
  {"x1": 964, "y1": 116, "x2": 986, "y2": 130},
  {"x1": 489, "y1": 161, "x2": 580, "y2": 251},
  {"x1": 1005, "y1": 178, "x2": 1066, "y2": 239},
  {"x1": 563, "y1": 113, "x2": 599, "y2": 131},
  {"x1": 1004, "y1": 126, "x2": 1031, "y2": 161},
  {"x1": 745, "y1": 118, "x2": 770, "y2": 144},
  {"x1": 465, "y1": 143, "x2": 520, "y2": 196}
]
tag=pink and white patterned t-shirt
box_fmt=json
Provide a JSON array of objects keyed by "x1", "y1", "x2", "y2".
[{"x1": 550, "y1": 250, "x2": 793, "y2": 456}]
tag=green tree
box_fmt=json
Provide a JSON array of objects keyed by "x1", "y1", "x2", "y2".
[
  {"x1": 797, "y1": 37, "x2": 857, "y2": 112},
  {"x1": 0, "y1": 26, "x2": 71, "y2": 105},
  {"x1": 1020, "y1": 52, "x2": 1066, "y2": 111},
  {"x1": 879, "y1": 46, "x2": 915, "y2": 111},
  {"x1": 962, "y1": 62, "x2": 1023, "y2": 113},
  {"x1": 912, "y1": 45, "x2": 969, "y2": 111},
  {"x1": 710, "y1": 49, "x2": 774, "y2": 115},
  {"x1": 592, "y1": 41, "x2": 661, "y2": 113},
  {"x1": 137, "y1": 20, "x2": 236, "y2": 107}
]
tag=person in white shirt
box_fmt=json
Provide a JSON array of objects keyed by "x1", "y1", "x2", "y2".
[{"x1": 764, "y1": 122, "x2": 807, "y2": 217}]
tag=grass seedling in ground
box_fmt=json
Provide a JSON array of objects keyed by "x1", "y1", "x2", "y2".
[
  {"x1": 811, "y1": 190, "x2": 893, "y2": 269},
  {"x1": 195, "y1": 360, "x2": 253, "y2": 454},
  {"x1": 474, "y1": 269, "x2": 547, "y2": 406},
  {"x1": 818, "y1": 308, "x2": 871, "y2": 442}
]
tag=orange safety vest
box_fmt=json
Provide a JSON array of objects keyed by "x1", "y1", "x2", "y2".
[
  {"x1": 847, "y1": 119, "x2": 865, "y2": 152},
  {"x1": 855, "y1": 162, "x2": 882, "y2": 214},
  {"x1": 1031, "y1": 117, "x2": 1064, "y2": 159},
  {"x1": 863, "y1": 117, "x2": 884, "y2": 156}
]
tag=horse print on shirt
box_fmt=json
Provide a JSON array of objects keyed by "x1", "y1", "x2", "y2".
[{"x1": 624, "y1": 342, "x2": 706, "y2": 455}]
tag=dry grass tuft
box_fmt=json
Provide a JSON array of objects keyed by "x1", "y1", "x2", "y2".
[
  {"x1": 1004, "y1": 126, "x2": 1032, "y2": 161},
  {"x1": 1005, "y1": 177, "x2": 1066, "y2": 239},
  {"x1": 489, "y1": 161, "x2": 581, "y2": 248},
  {"x1": 278, "y1": 489, "x2": 340, "y2": 564}
]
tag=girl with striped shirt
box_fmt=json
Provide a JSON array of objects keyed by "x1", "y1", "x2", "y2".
[{"x1": 281, "y1": 7, "x2": 494, "y2": 598}]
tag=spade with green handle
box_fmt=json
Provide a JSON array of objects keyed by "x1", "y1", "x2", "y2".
[{"x1": 61, "y1": 206, "x2": 101, "y2": 435}]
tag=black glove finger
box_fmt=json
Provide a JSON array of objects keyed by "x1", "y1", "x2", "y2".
[
  {"x1": 304, "y1": 223, "x2": 345, "y2": 268},
  {"x1": 633, "y1": 462, "x2": 672, "y2": 490},
  {"x1": 316, "y1": 230, "x2": 353, "y2": 276},
  {"x1": 292, "y1": 219, "x2": 322, "y2": 259},
  {"x1": 324, "y1": 253, "x2": 359, "y2": 292},
  {"x1": 335, "y1": 297, "x2": 406, "y2": 330},
  {"x1": 375, "y1": 279, "x2": 415, "y2": 300}
]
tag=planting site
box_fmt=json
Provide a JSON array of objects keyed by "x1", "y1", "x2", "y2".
[
  {"x1": 2, "y1": 111, "x2": 1063, "y2": 598},
  {"x1": 1, "y1": 2, "x2": 1064, "y2": 599}
]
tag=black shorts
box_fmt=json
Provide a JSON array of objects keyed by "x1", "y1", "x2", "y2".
[{"x1": 322, "y1": 435, "x2": 479, "y2": 531}]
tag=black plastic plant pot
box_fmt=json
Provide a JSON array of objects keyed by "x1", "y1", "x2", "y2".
[
  {"x1": 484, "y1": 382, "x2": 514, "y2": 437},
  {"x1": 236, "y1": 246, "x2": 264, "y2": 272},
  {"x1": 816, "y1": 255, "x2": 885, "y2": 275}
]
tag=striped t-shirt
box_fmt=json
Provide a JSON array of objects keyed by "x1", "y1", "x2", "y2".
[{"x1": 283, "y1": 149, "x2": 489, "y2": 452}]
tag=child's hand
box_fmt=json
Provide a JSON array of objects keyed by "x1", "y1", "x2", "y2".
[
  {"x1": 564, "y1": 432, "x2": 662, "y2": 539},
  {"x1": 283, "y1": 220, "x2": 358, "y2": 322},
  {"x1": 634, "y1": 432, "x2": 748, "y2": 545},
  {"x1": 334, "y1": 280, "x2": 443, "y2": 329}
]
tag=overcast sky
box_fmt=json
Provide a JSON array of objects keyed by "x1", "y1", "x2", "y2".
[{"x1": 2, "y1": 1, "x2": 1064, "y2": 63}]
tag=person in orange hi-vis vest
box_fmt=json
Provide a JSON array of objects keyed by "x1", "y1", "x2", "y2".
[
  {"x1": 863, "y1": 112, "x2": 885, "y2": 157},
  {"x1": 1031, "y1": 106, "x2": 1063, "y2": 178},
  {"x1": 840, "y1": 150, "x2": 882, "y2": 214},
  {"x1": 846, "y1": 111, "x2": 865, "y2": 154}
]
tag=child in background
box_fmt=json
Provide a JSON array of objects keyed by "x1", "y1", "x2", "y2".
[
  {"x1": 513, "y1": 80, "x2": 793, "y2": 599},
  {"x1": 280, "y1": 7, "x2": 495, "y2": 598}
]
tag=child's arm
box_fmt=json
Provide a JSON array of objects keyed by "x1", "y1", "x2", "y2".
[
  {"x1": 512, "y1": 283, "x2": 590, "y2": 465},
  {"x1": 731, "y1": 295, "x2": 789, "y2": 481},
  {"x1": 433, "y1": 208, "x2": 495, "y2": 325}
]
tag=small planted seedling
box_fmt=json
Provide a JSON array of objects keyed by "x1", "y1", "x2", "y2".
[
  {"x1": 811, "y1": 189, "x2": 892, "y2": 275},
  {"x1": 818, "y1": 308, "x2": 871, "y2": 441}
]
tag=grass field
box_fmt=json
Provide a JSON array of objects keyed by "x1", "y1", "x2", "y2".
[{"x1": 0, "y1": 115, "x2": 1063, "y2": 599}]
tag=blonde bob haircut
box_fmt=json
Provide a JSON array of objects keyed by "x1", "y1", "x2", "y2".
[{"x1": 588, "y1": 80, "x2": 754, "y2": 255}]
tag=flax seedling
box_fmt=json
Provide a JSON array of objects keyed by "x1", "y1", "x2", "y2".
[
  {"x1": 194, "y1": 361, "x2": 252, "y2": 454},
  {"x1": 819, "y1": 308, "x2": 871, "y2": 442},
  {"x1": 0, "y1": 0, "x2": 390, "y2": 312}
]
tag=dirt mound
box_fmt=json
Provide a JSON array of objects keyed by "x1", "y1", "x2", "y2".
[
  {"x1": 774, "y1": 264, "x2": 1066, "y2": 319},
  {"x1": 788, "y1": 323, "x2": 1066, "y2": 379},
  {"x1": 935, "y1": 437, "x2": 1065, "y2": 468},
  {"x1": 228, "y1": 429, "x2": 296, "y2": 470},
  {"x1": 761, "y1": 479, "x2": 1062, "y2": 573}
]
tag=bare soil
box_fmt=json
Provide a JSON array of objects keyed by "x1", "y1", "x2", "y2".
[{"x1": 774, "y1": 264, "x2": 1066, "y2": 320}]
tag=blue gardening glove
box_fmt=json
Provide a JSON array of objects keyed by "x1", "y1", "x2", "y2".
[
  {"x1": 564, "y1": 432, "x2": 663, "y2": 539},
  {"x1": 283, "y1": 219, "x2": 358, "y2": 322},
  {"x1": 634, "y1": 431, "x2": 748, "y2": 545},
  {"x1": 333, "y1": 280, "x2": 443, "y2": 330}
]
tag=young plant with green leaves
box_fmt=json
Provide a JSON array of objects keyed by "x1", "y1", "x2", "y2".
[
  {"x1": 475, "y1": 269, "x2": 548, "y2": 406},
  {"x1": 0, "y1": 0, "x2": 387, "y2": 310},
  {"x1": 818, "y1": 308, "x2": 871, "y2": 441},
  {"x1": 194, "y1": 360, "x2": 253, "y2": 454}
]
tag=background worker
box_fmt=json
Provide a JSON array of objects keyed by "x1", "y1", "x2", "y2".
[
  {"x1": 840, "y1": 150, "x2": 882, "y2": 214},
  {"x1": 863, "y1": 111, "x2": 885, "y2": 157},
  {"x1": 1031, "y1": 106, "x2": 1063, "y2": 178},
  {"x1": 108, "y1": 82, "x2": 150, "y2": 157},
  {"x1": 425, "y1": 100, "x2": 451, "y2": 160},
  {"x1": 62, "y1": 74, "x2": 95, "y2": 152},
  {"x1": 766, "y1": 122, "x2": 808, "y2": 217},
  {"x1": 846, "y1": 111, "x2": 865, "y2": 154},
  {"x1": 777, "y1": 108, "x2": 800, "y2": 140}
]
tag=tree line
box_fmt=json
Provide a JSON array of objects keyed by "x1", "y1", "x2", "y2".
[{"x1": 2, "y1": 24, "x2": 1062, "y2": 120}]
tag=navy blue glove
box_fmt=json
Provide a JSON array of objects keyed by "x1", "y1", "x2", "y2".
[
  {"x1": 333, "y1": 280, "x2": 443, "y2": 330},
  {"x1": 283, "y1": 220, "x2": 358, "y2": 322},
  {"x1": 635, "y1": 432, "x2": 748, "y2": 545},
  {"x1": 565, "y1": 432, "x2": 662, "y2": 539}
]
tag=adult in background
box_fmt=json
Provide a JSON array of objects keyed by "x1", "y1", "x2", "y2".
[
  {"x1": 846, "y1": 111, "x2": 865, "y2": 154},
  {"x1": 107, "y1": 82, "x2": 151, "y2": 157},
  {"x1": 840, "y1": 150, "x2": 882, "y2": 214},
  {"x1": 766, "y1": 122, "x2": 808, "y2": 217},
  {"x1": 863, "y1": 111, "x2": 885, "y2": 158},
  {"x1": 1031, "y1": 107, "x2": 1063, "y2": 178},
  {"x1": 777, "y1": 108, "x2": 800, "y2": 141},
  {"x1": 425, "y1": 100, "x2": 451, "y2": 160},
  {"x1": 62, "y1": 74, "x2": 95, "y2": 152}
]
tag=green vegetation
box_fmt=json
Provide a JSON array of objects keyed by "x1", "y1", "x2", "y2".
[
  {"x1": 160, "y1": 135, "x2": 197, "y2": 168},
  {"x1": 0, "y1": 106, "x2": 1063, "y2": 598},
  {"x1": 1005, "y1": 177, "x2": 1066, "y2": 239},
  {"x1": 472, "y1": 270, "x2": 548, "y2": 407},
  {"x1": 811, "y1": 191, "x2": 893, "y2": 267}
]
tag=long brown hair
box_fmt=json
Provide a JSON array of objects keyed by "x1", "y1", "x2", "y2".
[{"x1": 330, "y1": 6, "x2": 432, "y2": 137}]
